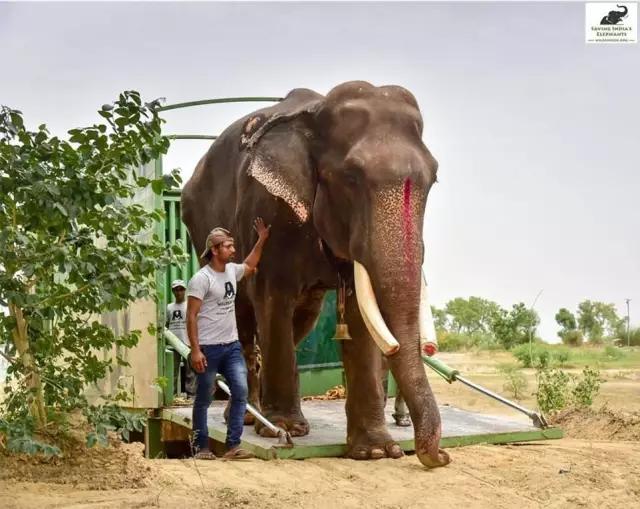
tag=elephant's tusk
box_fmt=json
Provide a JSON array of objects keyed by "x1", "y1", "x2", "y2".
[
  {"x1": 419, "y1": 272, "x2": 438, "y2": 353},
  {"x1": 353, "y1": 261, "x2": 400, "y2": 356}
]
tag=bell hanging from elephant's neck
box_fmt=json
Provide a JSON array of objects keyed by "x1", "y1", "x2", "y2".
[{"x1": 332, "y1": 274, "x2": 351, "y2": 341}]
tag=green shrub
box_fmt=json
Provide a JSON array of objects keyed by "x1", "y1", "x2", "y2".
[
  {"x1": 536, "y1": 368, "x2": 572, "y2": 413},
  {"x1": 554, "y1": 350, "x2": 570, "y2": 365},
  {"x1": 437, "y1": 331, "x2": 503, "y2": 352},
  {"x1": 561, "y1": 330, "x2": 584, "y2": 346},
  {"x1": 438, "y1": 332, "x2": 468, "y2": 351},
  {"x1": 0, "y1": 418, "x2": 61, "y2": 457},
  {"x1": 512, "y1": 344, "x2": 536, "y2": 368},
  {"x1": 499, "y1": 365, "x2": 528, "y2": 400},
  {"x1": 537, "y1": 349, "x2": 551, "y2": 369},
  {"x1": 604, "y1": 345, "x2": 625, "y2": 361},
  {"x1": 83, "y1": 403, "x2": 146, "y2": 447},
  {"x1": 572, "y1": 367, "x2": 602, "y2": 407},
  {"x1": 512, "y1": 344, "x2": 550, "y2": 368},
  {"x1": 535, "y1": 366, "x2": 601, "y2": 414}
]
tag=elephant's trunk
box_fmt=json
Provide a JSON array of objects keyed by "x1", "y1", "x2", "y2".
[
  {"x1": 353, "y1": 180, "x2": 449, "y2": 468},
  {"x1": 358, "y1": 258, "x2": 449, "y2": 468},
  {"x1": 618, "y1": 5, "x2": 628, "y2": 16}
]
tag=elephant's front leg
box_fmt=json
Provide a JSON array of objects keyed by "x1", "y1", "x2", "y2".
[
  {"x1": 254, "y1": 292, "x2": 309, "y2": 437},
  {"x1": 342, "y1": 291, "x2": 404, "y2": 460}
]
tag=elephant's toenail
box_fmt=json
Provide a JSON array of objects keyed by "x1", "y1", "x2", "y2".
[{"x1": 370, "y1": 448, "x2": 385, "y2": 459}]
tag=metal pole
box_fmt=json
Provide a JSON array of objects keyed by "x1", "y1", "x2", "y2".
[
  {"x1": 626, "y1": 298, "x2": 631, "y2": 347},
  {"x1": 157, "y1": 97, "x2": 282, "y2": 112},
  {"x1": 422, "y1": 355, "x2": 548, "y2": 428},
  {"x1": 528, "y1": 289, "x2": 543, "y2": 359},
  {"x1": 166, "y1": 135, "x2": 218, "y2": 140}
]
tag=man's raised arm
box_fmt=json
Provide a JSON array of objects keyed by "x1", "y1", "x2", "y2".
[{"x1": 243, "y1": 217, "x2": 271, "y2": 278}]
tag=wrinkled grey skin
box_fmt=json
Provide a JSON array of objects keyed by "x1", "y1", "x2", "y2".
[
  {"x1": 601, "y1": 5, "x2": 628, "y2": 24},
  {"x1": 182, "y1": 81, "x2": 449, "y2": 467}
]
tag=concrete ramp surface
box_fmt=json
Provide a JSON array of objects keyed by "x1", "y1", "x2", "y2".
[{"x1": 160, "y1": 398, "x2": 562, "y2": 460}]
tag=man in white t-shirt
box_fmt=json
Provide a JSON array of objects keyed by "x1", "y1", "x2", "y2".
[
  {"x1": 187, "y1": 218, "x2": 270, "y2": 460},
  {"x1": 166, "y1": 279, "x2": 195, "y2": 398}
]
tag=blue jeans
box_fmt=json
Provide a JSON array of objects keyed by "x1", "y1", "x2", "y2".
[{"x1": 192, "y1": 341, "x2": 248, "y2": 451}]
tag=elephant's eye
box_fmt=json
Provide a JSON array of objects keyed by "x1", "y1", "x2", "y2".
[{"x1": 341, "y1": 168, "x2": 359, "y2": 186}]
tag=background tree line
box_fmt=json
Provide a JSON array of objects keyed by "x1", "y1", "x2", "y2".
[{"x1": 432, "y1": 297, "x2": 638, "y2": 351}]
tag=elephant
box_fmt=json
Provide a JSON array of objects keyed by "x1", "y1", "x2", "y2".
[
  {"x1": 601, "y1": 5, "x2": 628, "y2": 24},
  {"x1": 181, "y1": 80, "x2": 450, "y2": 468}
]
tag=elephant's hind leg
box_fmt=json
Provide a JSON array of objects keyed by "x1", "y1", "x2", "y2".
[
  {"x1": 342, "y1": 292, "x2": 403, "y2": 460},
  {"x1": 253, "y1": 288, "x2": 309, "y2": 437}
]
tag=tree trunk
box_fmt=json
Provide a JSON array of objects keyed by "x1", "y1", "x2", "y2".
[{"x1": 9, "y1": 302, "x2": 47, "y2": 428}]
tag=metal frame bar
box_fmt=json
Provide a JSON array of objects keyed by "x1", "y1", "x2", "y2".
[
  {"x1": 166, "y1": 135, "x2": 218, "y2": 140},
  {"x1": 157, "y1": 96, "x2": 282, "y2": 112}
]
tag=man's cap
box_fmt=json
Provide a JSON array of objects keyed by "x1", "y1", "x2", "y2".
[
  {"x1": 200, "y1": 227, "x2": 234, "y2": 258},
  {"x1": 171, "y1": 279, "x2": 186, "y2": 289}
]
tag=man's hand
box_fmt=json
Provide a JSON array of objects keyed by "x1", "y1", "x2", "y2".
[
  {"x1": 253, "y1": 217, "x2": 271, "y2": 242},
  {"x1": 191, "y1": 349, "x2": 207, "y2": 373}
]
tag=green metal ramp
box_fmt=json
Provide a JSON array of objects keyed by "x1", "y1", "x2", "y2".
[{"x1": 161, "y1": 399, "x2": 562, "y2": 460}]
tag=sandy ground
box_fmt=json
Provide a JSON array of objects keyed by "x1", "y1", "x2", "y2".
[{"x1": 1, "y1": 352, "x2": 639, "y2": 509}]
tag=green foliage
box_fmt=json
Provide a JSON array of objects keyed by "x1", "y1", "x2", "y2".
[
  {"x1": 498, "y1": 364, "x2": 528, "y2": 400},
  {"x1": 490, "y1": 303, "x2": 540, "y2": 349},
  {"x1": 0, "y1": 92, "x2": 186, "y2": 447},
  {"x1": 555, "y1": 308, "x2": 582, "y2": 345},
  {"x1": 535, "y1": 366, "x2": 602, "y2": 413},
  {"x1": 603, "y1": 345, "x2": 624, "y2": 361},
  {"x1": 437, "y1": 331, "x2": 468, "y2": 352},
  {"x1": 577, "y1": 300, "x2": 621, "y2": 343},
  {"x1": 554, "y1": 349, "x2": 570, "y2": 365},
  {"x1": 83, "y1": 403, "x2": 146, "y2": 447},
  {"x1": 437, "y1": 331, "x2": 499, "y2": 352},
  {"x1": 561, "y1": 329, "x2": 584, "y2": 347},
  {"x1": 555, "y1": 308, "x2": 577, "y2": 331},
  {"x1": 572, "y1": 367, "x2": 602, "y2": 407},
  {"x1": 512, "y1": 344, "x2": 568, "y2": 368},
  {"x1": 431, "y1": 305, "x2": 449, "y2": 332},
  {"x1": 0, "y1": 418, "x2": 61, "y2": 457},
  {"x1": 617, "y1": 326, "x2": 640, "y2": 347},
  {"x1": 444, "y1": 297, "x2": 500, "y2": 335},
  {"x1": 536, "y1": 368, "x2": 572, "y2": 413}
]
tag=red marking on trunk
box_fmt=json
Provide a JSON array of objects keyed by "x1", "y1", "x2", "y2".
[{"x1": 403, "y1": 178, "x2": 414, "y2": 267}]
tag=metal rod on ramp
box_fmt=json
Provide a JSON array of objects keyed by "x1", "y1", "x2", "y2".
[
  {"x1": 163, "y1": 329, "x2": 294, "y2": 446},
  {"x1": 215, "y1": 378, "x2": 293, "y2": 447},
  {"x1": 422, "y1": 355, "x2": 549, "y2": 429}
]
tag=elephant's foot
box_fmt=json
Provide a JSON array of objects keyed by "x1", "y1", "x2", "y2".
[
  {"x1": 392, "y1": 413, "x2": 412, "y2": 427},
  {"x1": 417, "y1": 447, "x2": 451, "y2": 469},
  {"x1": 346, "y1": 429, "x2": 404, "y2": 460},
  {"x1": 255, "y1": 411, "x2": 310, "y2": 437}
]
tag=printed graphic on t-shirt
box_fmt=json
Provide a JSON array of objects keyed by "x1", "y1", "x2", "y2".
[
  {"x1": 212, "y1": 280, "x2": 236, "y2": 317},
  {"x1": 166, "y1": 301, "x2": 187, "y2": 344},
  {"x1": 186, "y1": 263, "x2": 245, "y2": 345}
]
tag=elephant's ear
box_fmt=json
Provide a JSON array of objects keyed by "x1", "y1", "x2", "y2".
[
  {"x1": 242, "y1": 89, "x2": 323, "y2": 224},
  {"x1": 240, "y1": 88, "x2": 322, "y2": 150}
]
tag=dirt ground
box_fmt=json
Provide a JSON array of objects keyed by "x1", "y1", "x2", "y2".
[{"x1": 1, "y1": 352, "x2": 639, "y2": 509}]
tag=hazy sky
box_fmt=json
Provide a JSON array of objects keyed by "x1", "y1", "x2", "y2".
[{"x1": 1, "y1": 1, "x2": 639, "y2": 342}]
